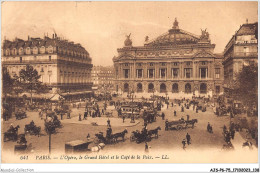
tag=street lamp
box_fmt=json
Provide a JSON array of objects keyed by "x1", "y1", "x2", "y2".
[
  {"x1": 44, "y1": 121, "x2": 56, "y2": 154},
  {"x1": 130, "y1": 89, "x2": 135, "y2": 123}
]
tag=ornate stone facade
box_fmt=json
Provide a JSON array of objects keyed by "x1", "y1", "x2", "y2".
[
  {"x1": 113, "y1": 19, "x2": 224, "y2": 98},
  {"x1": 2, "y1": 34, "x2": 93, "y2": 98},
  {"x1": 223, "y1": 22, "x2": 258, "y2": 93}
]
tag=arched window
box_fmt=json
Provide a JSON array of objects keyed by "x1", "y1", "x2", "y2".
[
  {"x1": 26, "y1": 47, "x2": 31, "y2": 54},
  {"x1": 12, "y1": 48, "x2": 17, "y2": 55},
  {"x1": 137, "y1": 83, "x2": 143, "y2": 93},
  {"x1": 160, "y1": 83, "x2": 167, "y2": 93},
  {"x1": 48, "y1": 46, "x2": 53, "y2": 53},
  {"x1": 18, "y1": 48, "x2": 24, "y2": 55},
  {"x1": 124, "y1": 83, "x2": 129, "y2": 93},
  {"x1": 200, "y1": 83, "x2": 207, "y2": 94},
  {"x1": 148, "y1": 83, "x2": 154, "y2": 93},
  {"x1": 33, "y1": 47, "x2": 38, "y2": 54},
  {"x1": 40, "y1": 46, "x2": 45, "y2": 54},
  {"x1": 5, "y1": 49, "x2": 10, "y2": 56},
  {"x1": 172, "y1": 83, "x2": 179, "y2": 93},
  {"x1": 185, "y1": 83, "x2": 192, "y2": 93}
]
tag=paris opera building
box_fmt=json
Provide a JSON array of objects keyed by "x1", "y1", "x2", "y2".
[{"x1": 113, "y1": 19, "x2": 224, "y2": 98}]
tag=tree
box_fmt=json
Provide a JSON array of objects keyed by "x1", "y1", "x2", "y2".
[
  {"x1": 234, "y1": 63, "x2": 258, "y2": 109},
  {"x1": 2, "y1": 67, "x2": 14, "y2": 101},
  {"x1": 19, "y1": 64, "x2": 48, "y2": 104}
]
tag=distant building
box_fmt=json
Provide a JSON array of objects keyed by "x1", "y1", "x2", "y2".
[
  {"x1": 1, "y1": 34, "x2": 93, "y2": 100},
  {"x1": 113, "y1": 18, "x2": 224, "y2": 98},
  {"x1": 223, "y1": 21, "x2": 258, "y2": 95},
  {"x1": 91, "y1": 65, "x2": 114, "y2": 90}
]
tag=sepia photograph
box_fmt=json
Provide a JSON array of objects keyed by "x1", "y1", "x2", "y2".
[{"x1": 0, "y1": 1, "x2": 259, "y2": 171}]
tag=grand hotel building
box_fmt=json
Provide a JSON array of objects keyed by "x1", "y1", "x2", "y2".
[
  {"x1": 113, "y1": 19, "x2": 224, "y2": 98},
  {"x1": 2, "y1": 34, "x2": 93, "y2": 99}
]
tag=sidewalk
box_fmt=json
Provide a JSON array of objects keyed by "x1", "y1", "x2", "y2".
[{"x1": 61, "y1": 116, "x2": 140, "y2": 127}]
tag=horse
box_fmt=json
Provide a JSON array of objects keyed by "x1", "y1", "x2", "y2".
[
  {"x1": 186, "y1": 119, "x2": 198, "y2": 128},
  {"x1": 4, "y1": 125, "x2": 20, "y2": 142},
  {"x1": 130, "y1": 130, "x2": 151, "y2": 143},
  {"x1": 148, "y1": 126, "x2": 161, "y2": 138},
  {"x1": 111, "y1": 129, "x2": 128, "y2": 143}
]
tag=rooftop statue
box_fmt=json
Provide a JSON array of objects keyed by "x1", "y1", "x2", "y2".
[
  {"x1": 145, "y1": 36, "x2": 149, "y2": 42},
  {"x1": 124, "y1": 33, "x2": 132, "y2": 47},
  {"x1": 200, "y1": 29, "x2": 210, "y2": 41}
]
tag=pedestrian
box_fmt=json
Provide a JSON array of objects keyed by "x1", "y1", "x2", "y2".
[
  {"x1": 186, "y1": 115, "x2": 190, "y2": 121},
  {"x1": 102, "y1": 109, "x2": 104, "y2": 115},
  {"x1": 161, "y1": 112, "x2": 165, "y2": 120},
  {"x1": 181, "y1": 106, "x2": 184, "y2": 112},
  {"x1": 122, "y1": 116, "x2": 125, "y2": 123},
  {"x1": 182, "y1": 139, "x2": 186, "y2": 149},
  {"x1": 86, "y1": 133, "x2": 90, "y2": 140},
  {"x1": 174, "y1": 110, "x2": 177, "y2": 116},
  {"x1": 145, "y1": 142, "x2": 149, "y2": 152},
  {"x1": 186, "y1": 133, "x2": 191, "y2": 145},
  {"x1": 230, "y1": 130, "x2": 235, "y2": 139},
  {"x1": 78, "y1": 114, "x2": 82, "y2": 121},
  {"x1": 60, "y1": 113, "x2": 63, "y2": 120},
  {"x1": 83, "y1": 111, "x2": 88, "y2": 120},
  {"x1": 165, "y1": 119, "x2": 169, "y2": 131},
  {"x1": 196, "y1": 107, "x2": 198, "y2": 113},
  {"x1": 67, "y1": 112, "x2": 71, "y2": 119},
  {"x1": 171, "y1": 102, "x2": 173, "y2": 107},
  {"x1": 107, "y1": 118, "x2": 111, "y2": 127}
]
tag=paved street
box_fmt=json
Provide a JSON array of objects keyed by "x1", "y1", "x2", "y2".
[{"x1": 1, "y1": 100, "x2": 258, "y2": 162}]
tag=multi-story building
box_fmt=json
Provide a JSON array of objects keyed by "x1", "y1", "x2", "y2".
[
  {"x1": 2, "y1": 34, "x2": 93, "y2": 99},
  {"x1": 113, "y1": 19, "x2": 224, "y2": 98},
  {"x1": 223, "y1": 21, "x2": 258, "y2": 95},
  {"x1": 91, "y1": 65, "x2": 114, "y2": 91}
]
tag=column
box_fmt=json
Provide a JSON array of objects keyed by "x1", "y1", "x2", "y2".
[{"x1": 199, "y1": 68, "x2": 201, "y2": 80}]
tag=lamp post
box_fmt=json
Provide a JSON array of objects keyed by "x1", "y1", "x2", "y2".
[
  {"x1": 45, "y1": 122, "x2": 56, "y2": 154},
  {"x1": 130, "y1": 89, "x2": 135, "y2": 123}
]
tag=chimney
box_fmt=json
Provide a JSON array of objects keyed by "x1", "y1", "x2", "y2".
[{"x1": 28, "y1": 35, "x2": 30, "y2": 41}]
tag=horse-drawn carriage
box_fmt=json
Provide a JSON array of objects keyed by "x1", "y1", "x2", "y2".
[
  {"x1": 4, "y1": 125, "x2": 20, "y2": 142},
  {"x1": 65, "y1": 140, "x2": 93, "y2": 154},
  {"x1": 15, "y1": 108, "x2": 27, "y2": 120},
  {"x1": 166, "y1": 119, "x2": 198, "y2": 130},
  {"x1": 120, "y1": 104, "x2": 140, "y2": 119},
  {"x1": 130, "y1": 126, "x2": 161, "y2": 143},
  {"x1": 215, "y1": 106, "x2": 229, "y2": 116},
  {"x1": 24, "y1": 122, "x2": 41, "y2": 136},
  {"x1": 142, "y1": 109, "x2": 157, "y2": 124},
  {"x1": 94, "y1": 129, "x2": 128, "y2": 144}
]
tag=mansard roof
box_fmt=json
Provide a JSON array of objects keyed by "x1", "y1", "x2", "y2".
[
  {"x1": 2, "y1": 34, "x2": 90, "y2": 57},
  {"x1": 236, "y1": 22, "x2": 258, "y2": 36}
]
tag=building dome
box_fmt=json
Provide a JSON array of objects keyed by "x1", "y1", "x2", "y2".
[{"x1": 145, "y1": 18, "x2": 200, "y2": 46}]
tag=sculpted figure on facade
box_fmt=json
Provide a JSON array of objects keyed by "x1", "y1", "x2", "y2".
[
  {"x1": 200, "y1": 29, "x2": 210, "y2": 41},
  {"x1": 124, "y1": 33, "x2": 132, "y2": 47}
]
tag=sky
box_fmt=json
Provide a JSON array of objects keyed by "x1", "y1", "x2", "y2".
[{"x1": 1, "y1": 1, "x2": 258, "y2": 66}]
